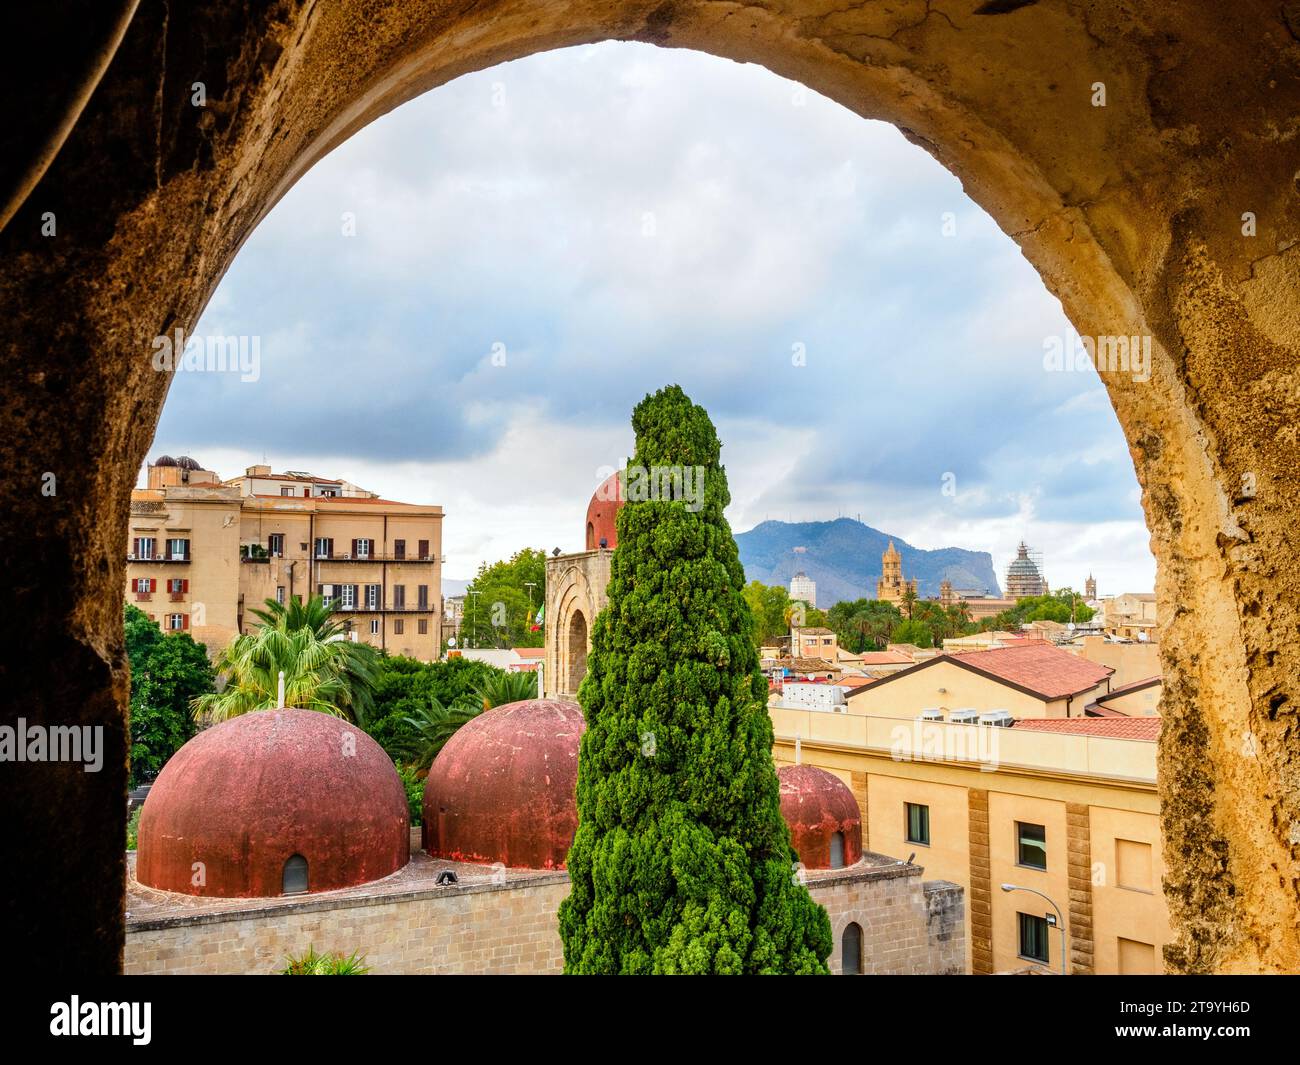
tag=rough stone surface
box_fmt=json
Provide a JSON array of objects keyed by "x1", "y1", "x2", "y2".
[
  {"x1": 123, "y1": 847, "x2": 962, "y2": 975},
  {"x1": 778, "y1": 763, "x2": 863, "y2": 869},
  {"x1": 137, "y1": 710, "x2": 409, "y2": 896},
  {"x1": 2, "y1": 2, "x2": 1298, "y2": 973},
  {"x1": 422, "y1": 699, "x2": 585, "y2": 869}
]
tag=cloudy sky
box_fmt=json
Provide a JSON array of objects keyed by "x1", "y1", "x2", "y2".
[{"x1": 151, "y1": 41, "x2": 1156, "y2": 596}]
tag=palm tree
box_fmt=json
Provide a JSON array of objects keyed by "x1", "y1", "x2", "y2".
[
  {"x1": 469, "y1": 669, "x2": 538, "y2": 711},
  {"x1": 396, "y1": 696, "x2": 484, "y2": 770},
  {"x1": 192, "y1": 595, "x2": 380, "y2": 723}
]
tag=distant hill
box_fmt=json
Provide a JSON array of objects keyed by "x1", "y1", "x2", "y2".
[{"x1": 734, "y1": 518, "x2": 1001, "y2": 608}]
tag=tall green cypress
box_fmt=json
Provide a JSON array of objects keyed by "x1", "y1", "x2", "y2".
[{"x1": 559, "y1": 385, "x2": 832, "y2": 974}]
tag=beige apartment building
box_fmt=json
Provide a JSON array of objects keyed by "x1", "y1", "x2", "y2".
[
  {"x1": 126, "y1": 457, "x2": 443, "y2": 659},
  {"x1": 770, "y1": 709, "x2": 1170, "y2": 975}
]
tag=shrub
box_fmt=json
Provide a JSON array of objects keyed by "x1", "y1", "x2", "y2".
[
  {"x1": 280, "y1": 946, "x2": 370, "y2": 975},
  {"x1": 398, "y1": 764, "x2": 425, "y2": 827}
]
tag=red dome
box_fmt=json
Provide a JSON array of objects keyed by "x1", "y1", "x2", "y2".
[
  {"x1": 137, "y1": 710, "x2": 409, "y2": 897},
  {"x1": 778, "y1": 764, "x2": 863, "y2": 870},
  {"x1": 422, "y1": 699, "x2": 584, "y2": 869},
  {"x1": 585, "y1": 472, "x2": 623, "y2": 550}
]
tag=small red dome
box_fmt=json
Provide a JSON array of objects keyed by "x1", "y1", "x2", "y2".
[
  {"x1": 137, "y1": 710, "x2": 409, "y2": 897},
  {"x1": 585, "y1": 472, "x2": 623, "y2": 550},
  {"x1": 778, "y1": 764, "x2": 863, "y2": 870},
  {"x1": 423, "y1": 699, "x2": 585, "y2": 869}
]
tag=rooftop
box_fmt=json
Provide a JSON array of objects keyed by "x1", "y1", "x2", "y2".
[
  {"x1": 1013, "y1": 717, "x2": 1161, "y2": 741},
  {"x1": 946, "y1": 643, "x2": 1114, "y2": 700}
]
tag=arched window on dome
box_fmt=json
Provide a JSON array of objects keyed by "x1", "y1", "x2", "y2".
[
  {"x1": 282, "y1": 853, "x2": 308, "y2": 895},
  {"x1": 841, "y1": 921, "x2": 863, "y2": 975},
  {"x1": 830, "y1": 830, "x2": 846, "y2": 870},
  {"x1": 586, "y1": 521, "x2": 595, "y2": 550}
]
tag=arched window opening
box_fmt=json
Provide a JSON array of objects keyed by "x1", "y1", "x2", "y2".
[
  {"x1": 830, "y1": 831, "x2": 846, "y2": 870},
  {"x1": 282, "y1": 853, "x2": 308, "y2": 895},
  {"x1": 842, "y1": 921, "x2": 863, "y2": 975}
]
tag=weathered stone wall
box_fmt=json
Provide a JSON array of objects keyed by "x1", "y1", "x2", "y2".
[
  {"x1": 125, "y1": 862, "x2": 963, "y2": 975},
  {"x1": 816, "y1": 860, "x2": 965, "y2": 976}
]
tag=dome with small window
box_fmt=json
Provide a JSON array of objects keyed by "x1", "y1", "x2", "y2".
[
  {"x1": 778, "y1": 763, "x2": 863, "y2": 870},
  {"x1": 136, "y1": 709, "x2": 409, "y2": 897}
]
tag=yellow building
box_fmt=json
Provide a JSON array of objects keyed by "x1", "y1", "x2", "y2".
[
  {"x1": 846, "y1": 642, "x2": 1115, "y2": 721},
  {"x1": 769, "y1": 708, "x2": 1170, "y2": 974},
  {"x1": 126, "y1": 458, "x2": 443, "y2": 659},
  {"x1": 1101, "y1": 592, "x2": 1159, "y2": 641}
]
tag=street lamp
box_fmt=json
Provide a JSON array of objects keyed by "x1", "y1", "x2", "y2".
[{"x1": 1001, "y1": 882, "x2": 1067, "y2": 975}]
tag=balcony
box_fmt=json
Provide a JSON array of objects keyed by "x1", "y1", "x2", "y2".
[
  {"x1": 127, "y1": 554, "x2": 190, "y2": 564},
  {"x1": 314, "y1": 554, "x2": 439, "y2": 563},
  {"x1": 134, "y1": 593, "x2": 152, "y2": 602},
  {"x1": 169, "y1": 592, "x2": 185, "y2": 602},
  {"x1": 326, "y1": 603, "x2": 436, "y2": 614}
]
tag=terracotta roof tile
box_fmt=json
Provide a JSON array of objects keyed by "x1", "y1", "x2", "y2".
[
  {"x1": 1012, "y1": 717, "x2": 1160, "y2": 741},
  {"x1": 948, "y1": 643, "x2": 1113, "y2": 699}
]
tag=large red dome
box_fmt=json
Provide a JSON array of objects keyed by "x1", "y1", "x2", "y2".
[
  {"x1": 585, "y1": 472, "x2": 623, "y2": 550},
  {"x1": 779, "y1": 764, "x2": 863, "y2": 870},
  {"x1": 423, "y1": 699, "x2": 584, "y2": 869},
  {"x1": 137, "y1": 709, "x2": 409, "y2": 897}
]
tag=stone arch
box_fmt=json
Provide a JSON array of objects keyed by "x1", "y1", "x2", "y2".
[
  {"x1": 3, "y1": 3, "x2": 1298, "y2": 974},
  {"x1": 566, "y1": 609, "x2": 589, "y2": 695}
]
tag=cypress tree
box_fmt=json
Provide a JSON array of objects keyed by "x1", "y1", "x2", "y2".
[{"x1": 559, "y1": 385, "x2": 832, "y2": 974}]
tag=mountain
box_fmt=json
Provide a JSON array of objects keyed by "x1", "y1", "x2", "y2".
[{"x1": 734, "y1": 517, "x2": 1001, "y2": 608}]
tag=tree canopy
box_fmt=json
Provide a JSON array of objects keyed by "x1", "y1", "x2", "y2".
[
  {"x1": 458, "y1": 547, "x2": 547, "y2": 649},
  {"x1": 559, "y1": 385, "x2": 831, "y2": 974}
]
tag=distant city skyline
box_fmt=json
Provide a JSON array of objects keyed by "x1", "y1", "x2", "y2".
[{"x1": 148, "y1": 42, "x2": 1158, "y2": 593}]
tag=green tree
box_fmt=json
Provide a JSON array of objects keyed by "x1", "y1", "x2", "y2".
[
  {"x1": 559, "y1": 385, "x2": 831, "y2": 974},
  {"x1": 741, "y1": 581, "x2": 790, "y2": 646},
  {"x1": 890, "y1": 618, "x2": 934, "y2": 648},
  {"x1": 124, "y1": 604, "x2": 213, "y2": 786},
  {"x1": 193, "y1": 595, "x2": 380, "y2": 723},
  {"x1": 394, "y1": 696, "x2": 483, "y2": 771},
  {"x1": 362, "y1": 654, "x2": 498, "y2": 757},
  {"x1": 826, "y1": 598, "x2": 902, "y2": 652},
  {"x1": 459, "y1": 548, "x2": 547, "y2": 649}
]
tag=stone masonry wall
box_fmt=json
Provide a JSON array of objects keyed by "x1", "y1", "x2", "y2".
[{"x1": 126, "y1": 862, "x2": 963, "y2": 975}]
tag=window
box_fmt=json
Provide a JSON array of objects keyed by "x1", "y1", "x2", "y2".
[
  {"x1": 319, "y1": 488, "x2": 338, "y2": 497},
  {"x1": 841, "y1": 922, "x2": 863, "y2": 975},
  {"x1": 369, "y1": 618, "x2": 380, "y2": 636},
  {"x1": 168, "y1": 614, "x2": 185, "y2": 631},
  {"x1": 314, "y1": 537, "x2": 332, "y2": 559},
  {"x1": 418, "y1": 539, "x2": 430, "y2": 560},
  {"x1": 167, "y1": 537, "x2": 189, "y2": 559},
  {"x1": 829, "y1": 831, "x2": 846, "y2": 870},
  {"x1": 905, "y1": 802, "x2": 930, "y2": 846},
  {"x1": 339, "y1": 584, "x2": 356, "y2": 609},
  {"x1": 354, "y1": 538, "x2": 371, "y2": 558},
  {"x1": 282, "y1": 854, "x2": 308, "y2": 895},
  {"x1": 168, "y1": 578, "x2": 187, "y2": 595},
  {"x1": 135, "y1": 536, "x2": 155, "y2": 559},
  {"x1": 1116, "y1": 839, "x2": 1153, "y2": 892},
  {"x1": 418, "y1": 584, "x2": 429, "y2": 610},
  {"x1": 393, "y1": 585, "x2": 405, "y2": 609},
  {"x1": 365, "y1": 584, "x2": 380, "y2": 610},
  {"x1": 135, "y1": 578, "x2": 151, "y2": 594},
  {"x1": 393, "y1": 538, "x2": 406, "y2": 560},
  {"x1": 418, "y1": 619, "x2": 428, "y2": 635},
  {"x1": 1018, "y1": 912, "x2": 1050, "y2": 964},
  {"x1": 319, "y1": 584, "x2": 334, "y2": 607},
  {"x1": 394, "y1": 619, "x2": 404, "y2": 635},
  {"x1": 280, "y1": 486, "x2": 294, "y2": 496},
  {"x1": 1017, "y1": 822, "x2": 1047, "y2": 870},
  {"x1": 276, "y1": 585, "x2": 285, "y2": 605},
  {"x1": 268, "y1": 533, "x2": 283, "y2": 556}
]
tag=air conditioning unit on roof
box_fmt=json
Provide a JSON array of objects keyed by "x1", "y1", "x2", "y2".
[
  {"x1": 978, "y1": 710, "x2": 1014, "y2": 727},
  {"x1": 949, "y1": 708, "x2": 980, "y2": 725}
]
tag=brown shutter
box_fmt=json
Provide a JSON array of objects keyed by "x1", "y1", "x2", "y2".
[
  {"x1": 182, "y1": 614, "x2": 190, "y2": 630},
  {"x1": 150, "y1": 578, "x2": 157, "y2": 592},
  {"x1": 132, "y1": 538, "x2": 139, "y2": 556},
  {"x1": 352, "y1": 538, "x2": 358, "y2": 556}
]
